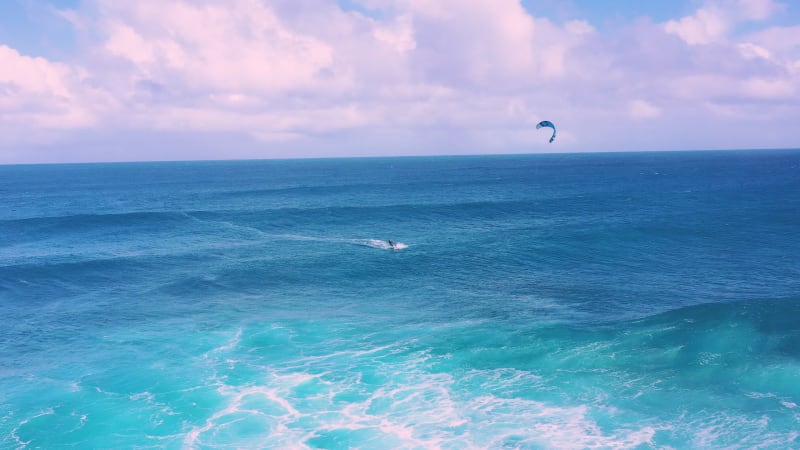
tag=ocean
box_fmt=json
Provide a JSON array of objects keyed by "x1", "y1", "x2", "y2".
[{"x1": 1, "y1": 150, "x2": 799, "y2": 448}]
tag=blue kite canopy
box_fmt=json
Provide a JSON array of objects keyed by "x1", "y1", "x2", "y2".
[{"x1": 536, "y1": 120, "x2": 556, "y2": 143}]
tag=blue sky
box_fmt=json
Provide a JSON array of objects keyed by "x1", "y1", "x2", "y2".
[
  {"x1": 1, "y1": 0, "x2": 799, "y2": 163},
  {"x1": 0, "y1": 0, "x2": 78, "y2": 58}
]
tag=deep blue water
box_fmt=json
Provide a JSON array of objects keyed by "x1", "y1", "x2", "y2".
[{"x1": 1, "y1": 150, "x2": 799, "y2": 448}]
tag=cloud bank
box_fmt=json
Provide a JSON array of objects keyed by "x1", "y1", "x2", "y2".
[{"x1": 0, "y1": 0, "x2": 798, "y2": 162}]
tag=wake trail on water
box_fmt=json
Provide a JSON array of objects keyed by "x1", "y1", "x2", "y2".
[
  {"x1": 180, "y1": 215, "x2": 409, "y2": 251},
  {"x1": 274, "y1": 234, "x2": 409, "y2": 250}
]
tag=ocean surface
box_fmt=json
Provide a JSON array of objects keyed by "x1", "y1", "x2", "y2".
[{"x1": 1, "y1": 150, "x2": 799, "y2": 449}]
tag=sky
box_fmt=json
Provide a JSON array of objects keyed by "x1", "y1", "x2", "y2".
[{"x1": 1, "y1": 0, "x2": 799, "y2": 163}]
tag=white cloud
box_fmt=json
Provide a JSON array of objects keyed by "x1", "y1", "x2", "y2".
[
  {"x1": 565, "y1": 20, "x2": 594, "y2": 36},
  {"x1": 1, "y1": 0, "x2": 799, "y2": 162},
  {"x1": 629, "y1": 100, "x2": 661, "y2": 119},
  {"x1": 664, "y1": 0, "x2": 783, "y2": 45},
  {"x1": 737, "y1": 42, "x2": 772, "y2": 60},
  {"x1": 664, "y1": 7, "x2": 729, "y2": 45},
  {"x1": 652, "y1": 0, "x2": 799, "y2": 123},
  {"x1": 744, "y1": 25, "x2": 800, "y2": 55},
  {"x1": 736, "y1": 0, "x2": 783, "y2": 21},
  {"x1": 74, "y1": 0, "x2": 594, "y2": 139},
  {"x1": 397, "y1": 0, "x2": 591, "y2": 83},
  {"x1": 0, "y1": 45, "x2": 100, "y2": 132},
  {"x1": 372, "y1": 14, "x2": 416, "y2": 53},
  {"x1": 741, "y1": 77, "x2": 796, "y2": 98},
  {"x1": 0, "y1": 45, "x2": 72, "y2": 98},
  {"x1": 98, "y1": 1, "x2": 337, "y2": 94}
]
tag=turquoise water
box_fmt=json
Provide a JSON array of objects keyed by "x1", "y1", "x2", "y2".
[{"x1": 1, "y1": 151, "x2": 799, "y2": 448}]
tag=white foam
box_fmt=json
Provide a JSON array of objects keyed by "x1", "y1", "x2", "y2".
[
  {"x1": 363, "y1": 239, "x2": 409, "y2": 250},
  {"x1": 65, "y1": 412, "x2": 88, "y2": 434},
  {"x1": 214, "y1": 328, "x2": 243, "y2": 354},
  {"x1": 183, "y1": 371, "x2": 323, "y2": 448},
  {"x1": 746, "y1": 391, "x2": 776, "y2": 399},
  {"x1": 180, "y1": 340, "x2": 678, "y2": 449},
  {"x1": 129, "y1": 391, "x2": 155, "y2": 402},
  {"x1": 298, "y1": 343, "x2": 401, "y2": 364},
  {"x1": 10, "y1": 408, "x2": 55, "y2": 448},
  {"x1": 686, "y1": 411, "x2": 799, "y2": 448}
]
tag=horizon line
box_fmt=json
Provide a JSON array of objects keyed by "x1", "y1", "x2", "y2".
[{"x1": 2, "y1": 147, "x2": 799, "y2": 167}]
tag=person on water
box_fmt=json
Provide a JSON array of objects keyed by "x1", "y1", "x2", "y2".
[{"x1": 388, "y1": 239, "x2": 396, "y2": 249}]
